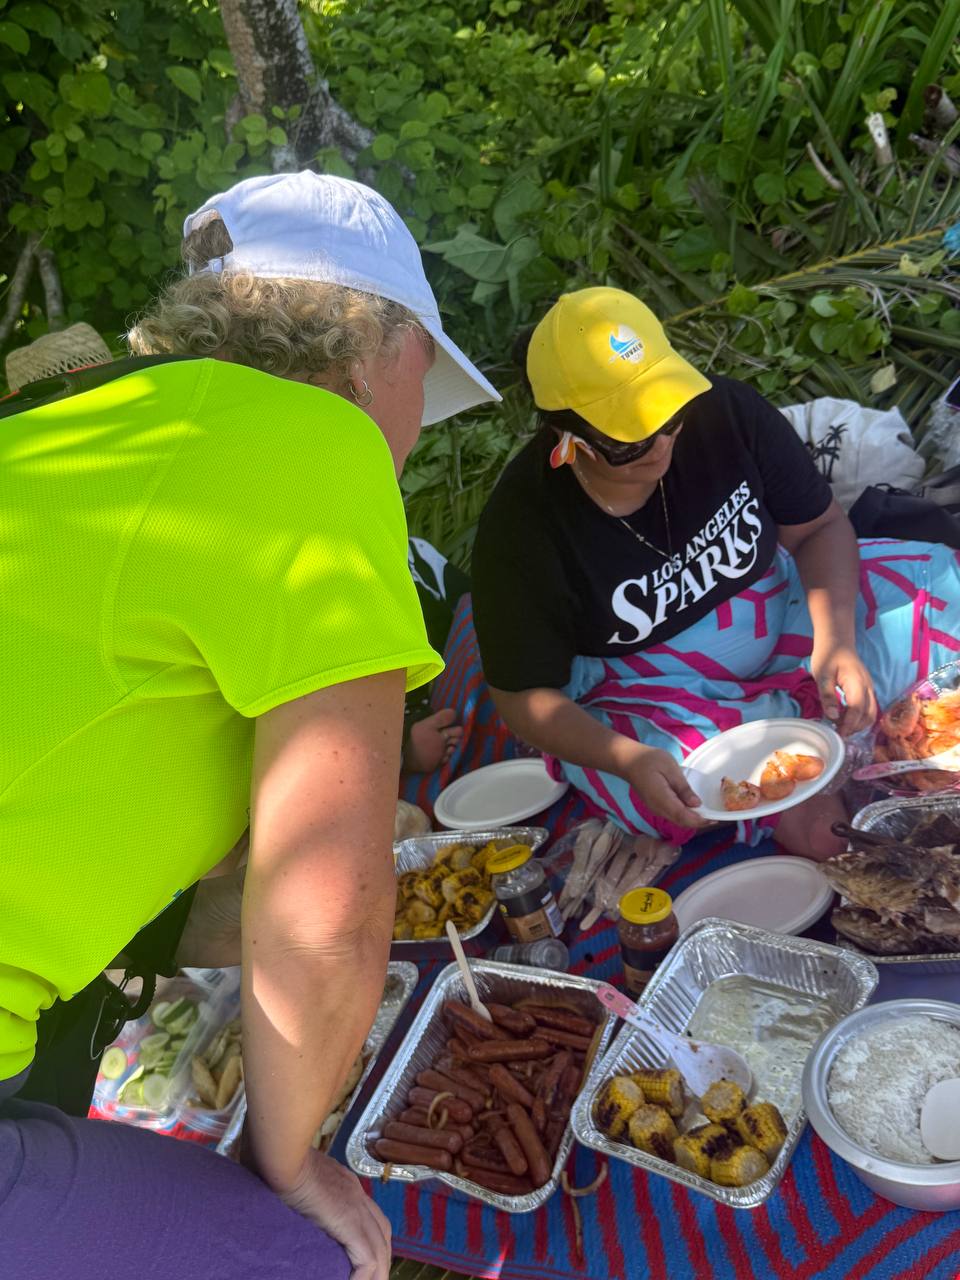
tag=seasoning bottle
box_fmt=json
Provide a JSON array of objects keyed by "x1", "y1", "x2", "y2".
[
  {"x1": 490, "y1": 939, "x2": 570, "y2": 971},
  {"x1": 487, "y1": 845, "x2": 564, "y2": 943},
  {"x1": 618, "y1": 887, "x2": 679, "y2": 998}
]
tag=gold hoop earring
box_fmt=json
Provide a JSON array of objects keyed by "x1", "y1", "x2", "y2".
[{"x1": 348, "y1": 378, "x2": 374, "y2": 407}]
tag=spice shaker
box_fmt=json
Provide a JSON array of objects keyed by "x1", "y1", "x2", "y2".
[
  {"x1": 487, "y1": 845, "x2": 564, "y2": 943},
  {"x1": 490, "y1": 939, "x2": 570, "y2": 971},
  {"x1": 618, "y1": 887, "x2": 679, "y2": 997}
]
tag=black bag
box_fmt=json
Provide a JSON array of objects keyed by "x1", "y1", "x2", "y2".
[{"x1": 848, "y1": 465, "x2": 960, "y2": 549}]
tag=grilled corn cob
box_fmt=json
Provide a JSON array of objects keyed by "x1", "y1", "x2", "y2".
[
  {"x1": 412, "y1": 922, "x2": 442, "y2": 939},
  {"x1": 595, "y1": 1076, "x2": 645, "y2": 1139},
  {"x1": 701, "y1": 1078, "x2": 747, "y2": 1125},
  {"x1": 710, "y1": 1143, "x2": 769, "y2": 1187},
  {"x1": 735, "y1": 1102, "x2": 787, "y2": 1162},
  {"x1": 413, "y1": 867, "x2": 447, "y2": 908},
  {"x1": 672, "y1": 1123, "x2": 737, "y2": 1178},
  {"x1": 628, "y1": 1104, "x2": 678, "y2": 1161},
  {"x1": 631, "y1": 1067, "x2": 685, "y2": 1117}
]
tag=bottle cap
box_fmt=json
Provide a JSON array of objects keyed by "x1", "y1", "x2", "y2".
[
  {"x1": 619, "y1": 886, "x2": 673, "y2": 925},
  {"x1": 486, "y1": 845, "x2": 533, "y2": 876}
]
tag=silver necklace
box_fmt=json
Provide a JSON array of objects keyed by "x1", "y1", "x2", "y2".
[{"x1": 573, "y1": 461, "x2": 674, "y2": 561}]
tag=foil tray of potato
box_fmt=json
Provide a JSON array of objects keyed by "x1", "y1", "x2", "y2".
[
  {"x1": 216, "y1": 961, "x2": 419, "y2": 1159},
  {"x1": 392, "y1": 827, "x2": 549, "y2": 944},
  {"x1": 345, "y1": 959, "x2": 617, "y2": 1212},
  {"x1": 836, "y1": 794, "x2": 960, "y2": 971},
  {"x1": 571, "y1": 918, "x2": 877, "y2": 1208}
]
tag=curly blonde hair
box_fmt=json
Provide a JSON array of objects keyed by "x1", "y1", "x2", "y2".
[{"x1": 128, "y1": 216, "x2": 430, "y2": 377}]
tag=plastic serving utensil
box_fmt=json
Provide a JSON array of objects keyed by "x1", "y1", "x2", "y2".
[
  {"x1": 595, "y1": 982, "x2": 752, "y2": 1096},
  {"x1": 445, "y1": 919, "x2": 492, "y2": 1022},
  {"x1": 853, "y1": 747, "x2": 960, "y2": 783},
  {"x1": 920, "y1": 1077, "x2": 960, "y2": 1161}
]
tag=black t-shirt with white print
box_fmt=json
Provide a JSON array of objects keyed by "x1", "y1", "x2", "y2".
[{"x1": 471, "y1": 376, "x2": 832, "y2": 692}]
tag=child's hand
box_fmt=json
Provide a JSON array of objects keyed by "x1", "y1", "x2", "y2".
[{"x1": 403, "y1": 708, "x2": 463, "y2": 772}]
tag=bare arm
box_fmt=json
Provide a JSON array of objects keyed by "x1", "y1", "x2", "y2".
[
  {"x1": 779, "y1": 499, "x2": 876, "y2": 733},
  {"x1": 242, "y1": 668, "x2": 404, "y2": 1277},
  {"x1": 492, "y1": 684, "x2": 703, "y2": 828}
]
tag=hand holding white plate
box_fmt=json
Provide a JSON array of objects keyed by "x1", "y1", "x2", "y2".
[{"x1": 683, "y1": 718, "x2": 844, "y2": 823}]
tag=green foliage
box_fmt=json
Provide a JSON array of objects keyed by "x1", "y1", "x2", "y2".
[{"x1": 2, "y1": 0, "x2": 960, "y2": 566}]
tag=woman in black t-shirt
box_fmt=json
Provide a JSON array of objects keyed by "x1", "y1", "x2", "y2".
[{"x1": 472, "y1": 287, "x2": 960, "y2": 859}]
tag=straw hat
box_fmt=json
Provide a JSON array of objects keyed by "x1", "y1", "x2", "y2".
[{"x1": 5, "y1": 322, "x2": 112, "y2": 392}]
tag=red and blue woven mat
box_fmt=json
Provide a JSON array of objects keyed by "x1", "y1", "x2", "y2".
[{"x1": 346, "y1": 823, "x2": 960, "y2": 1280}]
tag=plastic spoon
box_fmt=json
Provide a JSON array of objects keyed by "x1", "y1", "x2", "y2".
[
  {"x1": 445, "y1": 919, "x2": 492, "y2": 1022},
  {"x1": 594, "y1": 982, "x2": 752, "y2": 1096},
  {"x1": 920, "y1": 1078, "x2": 960, "y2": 1161}
]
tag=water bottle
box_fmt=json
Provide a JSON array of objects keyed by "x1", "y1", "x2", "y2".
[{"x1": 490, "y1": 939, "x2": 570, "y2": 971}]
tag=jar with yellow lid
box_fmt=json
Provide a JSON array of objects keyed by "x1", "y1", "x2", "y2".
[
  {"x1": 487, "y1": 845, "x2": 564, "y2": 944},
  {"x1": 617, "y1": 887, "x2": 679, "y2": 997}
]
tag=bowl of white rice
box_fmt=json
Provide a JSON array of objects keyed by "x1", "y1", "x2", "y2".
[{"x1": 802, "y1": 1000, "x2": 960, "y2": 1211}]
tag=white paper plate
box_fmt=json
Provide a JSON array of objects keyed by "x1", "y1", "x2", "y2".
[
  {"x1": 433, "y1": 759, "x2": 569, "y2": 831},
  {"x1": 672, "y1": 856, "x2": 836, "y2": 935},
  {"x1": 684, "y1": 718, "x2": 844, "y2": 822}
]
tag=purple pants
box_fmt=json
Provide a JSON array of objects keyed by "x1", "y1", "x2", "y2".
[{"x1": 1, "y1": 1097, "x2": 350, "y2": 1280}]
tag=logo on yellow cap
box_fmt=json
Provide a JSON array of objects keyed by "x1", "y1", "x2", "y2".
[{"x1": 608, "y1": 326, "x2": 645, "y2": 365}]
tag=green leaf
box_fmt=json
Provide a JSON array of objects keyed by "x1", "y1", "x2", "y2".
[
  {"x1": 0, "y1": 20, "x2": 29, "y2": 53},
  {"x1": 810, "y1": 294, "x2": 838, "y2": 317},
  {"x1": 207, "y1": 47, "x2": 235, "y2": 76},
  {"x1": 493, "y1": 177, "x2": 545, "y2": 241},
  {"x1": 4, "y1": 70, "x2": 54, "y2": 113},
  {"x1": 140, "y1": 131, "x2": 164, "y2": 156},
  {"x1": 423, "y1": 228, "x2": 538, "y2": 283},
  {"x1": 941, "y1": 309, "x2": 960, "y2": 336},
  {"x1": 726, "y1": 283, "x2": 759, "y2": 315},
  {"x1": 821, "y1": 42, "x2": 847, "y2": 71},
  {"x1": 399, "y1": 119, "x2": 429, "y2": 140},
  {"x1": 753, "y1": 171, "x2": 786, "y2": 205},
  {"x1": 870, "y1": 363, "x2": 897, "y2": 394},
  {"x1": 67, "y1": 71, "x2": 112, "y2": 116},
  {"x1": 82, "y1": 137, "x2": 119, "y2": 172},
  {"x1": 8, "y1": 3, "x2": 59, "y2": 40},
  {"x1": 166, "y1": 65, "x2": 202, "y2": 104},
  {"x1": 64, "y1": 159, "x2": 94, "y2": 198},
  {"x1": 267, "y1": 126, "x2": 286, "y2": 146},
  {"x1": 466, "y1": 183, "x2": 496, "y2": 210},
  {"x1": 371, "y1": 133, "x2": 396, "y2": 160}
]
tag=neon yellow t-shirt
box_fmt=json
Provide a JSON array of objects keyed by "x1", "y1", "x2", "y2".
[{"x1": 0, "y1": 358, "x2": 442, "y2": 1080}]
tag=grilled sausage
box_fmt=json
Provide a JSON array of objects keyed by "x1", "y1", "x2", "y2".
[
  {"x1": 383, "y1": 1121, "x2": 463, "y2": 1154},
  {"x1": 485, "y1": 1003, "x2": 537, "y2": 1036},
  {"x1": 374, "y1": 1139, "x2": 453, "y2": 1172},
  {"x1": 493, "y1": 1124, "x2": 529, "y2": 1177},
  {"x1": 487, "y1": 1063, "x2": 534, "y2": 1108},
  {"x1": 415, "y1": 1069, "x2": 486, "y2": 1112},
  {"x1": 455, "y1": 1161, "x2": 534, "y2": 1197},
  {"x1": 461, "y1": 1141, "x2": 511, "y2": 1172},
  {"x1": 466, "y1": 1038, "x2": 552, "y2": 1063},
  {"x1": 530, "y1": 1026, "x2": 593, "y2": 1052},
  {"x1": 398, "y1": 1107, "x2": 475, "y2": 1144},
  {"x1": 444, "y1": 1001, "x2": 511, "y2": 1041},
  {"x1": 507, "y1": 1103, "x2": 552, "y2": 1187},
  {"x1": 406, "y1": 1087, "x2": 473, "y2": 1124},
  {"x1": 538, "y1": 1050, "x2": 572, "y2": 1110},
  {"x1": 525, "y1": 1006, "x2": 595, "y2": 1037}
]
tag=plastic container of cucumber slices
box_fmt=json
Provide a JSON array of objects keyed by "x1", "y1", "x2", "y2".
[{"x1": 93, "y1": 968, "x2": 240, "y2": 1129}]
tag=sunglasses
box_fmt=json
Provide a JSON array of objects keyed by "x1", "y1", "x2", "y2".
[{"x1": 584, "y1": 415, "x2": 684, "y2": 467}]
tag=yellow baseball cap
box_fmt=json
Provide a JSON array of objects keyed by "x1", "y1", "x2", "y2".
[{"x1": 527, "y1": 287, "x2": 711, "y2": 443}]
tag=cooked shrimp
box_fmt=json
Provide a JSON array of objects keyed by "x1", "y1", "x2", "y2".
[
  {"x1": 759, "y1": 755, "x2": 795, "y2": 802},
  {"x1": 721, "y1": 777, "x2": 761, "y2": 812}
]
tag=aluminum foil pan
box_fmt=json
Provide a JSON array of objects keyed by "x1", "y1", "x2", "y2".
[
  {"x1": 839, "y1": 795, "x2": 960, "y2": 971},
  {"x1": 571, "y1": 918, "x2": 877, "y2": 1209},
  {"x1": 216, "y1": 960, "x2": 419, "y2": 1159},
  {"x1": 393, "y1": 827, "x2": 548, "y2": 944},
  {"x1": 345, "y1": 960, "x2": 617, "y2": 1212}
]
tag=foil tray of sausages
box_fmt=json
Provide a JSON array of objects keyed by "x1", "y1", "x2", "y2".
[
  {"x1": 216, "y1": 961, "x2": 419, "y2": 1160},
  {"x1": 345, "y1": 960, "x2": 617, "y2": 1211},
  {"x1": 570, "y1": 918, "x2": 877, "y2": 1208},
  {"x1": 392, "y1": 827, "x2": 549, "y2": 944}
]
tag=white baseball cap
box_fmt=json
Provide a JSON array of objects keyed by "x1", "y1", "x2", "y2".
[{"x1": 183, "y1": 170, "x2": 501, "y2": 426}]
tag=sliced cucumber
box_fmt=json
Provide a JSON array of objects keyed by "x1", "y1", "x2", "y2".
[
  {"x1": 138, "y1": 1032, "x2": 170, "y2": 1068},
  {"x1": 100, "y1": 1047, "x2": 128, "y2": 1080},
  {"x1": 167, "y1": 1037, "x2": 187, "y2": 1054},
  {"x1": 117, "y1": 1066, "x2": 144, "y2": 1104},
  {"x1": 152, "y1": 1051, "x2": 178, "y2": 1074},
  {"x1": 150, "y1": 1000, "x2": 171, "y2": 1028},
  {"x1": 164, "y1": 1006, "x2": 199, "y2": 1037},
  {"x1": 142, "y1": 1074, "x2": 169, "y2": 1109}
]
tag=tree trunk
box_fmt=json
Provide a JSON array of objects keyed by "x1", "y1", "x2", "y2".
[
  {"x1": 219, "y1": 0, "x2": 373, "y2": 172},
  {"x1": 36, "y1": 247, "x2": 65, "y2": 332},
  {"x1": 0, "y1": 233, "x2": 39, "y2": 347}
]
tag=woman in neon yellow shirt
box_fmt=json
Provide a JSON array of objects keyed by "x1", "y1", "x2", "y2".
[{"x1": 0, "y1": 171, "x2": 498, "y2": 1280}]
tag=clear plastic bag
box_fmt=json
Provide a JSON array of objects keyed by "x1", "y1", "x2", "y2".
[{"x1": 869, "y1": 659, "x2": 960, "y2": 797}]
